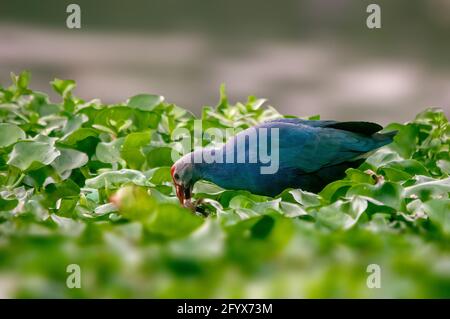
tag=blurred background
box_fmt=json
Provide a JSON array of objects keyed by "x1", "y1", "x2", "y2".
[{"x1": 1, "y1": 0, "x2": 449, "y2": 124}]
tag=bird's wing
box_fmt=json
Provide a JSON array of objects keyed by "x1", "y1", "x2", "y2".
[
  {"x1": 261, "y1": 122, "x2": 385, "y2": 173},
  {"x1": 266, "y1": 118, "x2": 383, "y2": 136}
]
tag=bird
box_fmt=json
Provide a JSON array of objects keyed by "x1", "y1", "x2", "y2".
[{"x1": 171, "y1": 118, "x2": 396, "y2": 206}]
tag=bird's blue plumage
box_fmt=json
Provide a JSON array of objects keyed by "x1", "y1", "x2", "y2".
[{"x1": 187, "y1": 119, "x2": 396, "y2": 197}]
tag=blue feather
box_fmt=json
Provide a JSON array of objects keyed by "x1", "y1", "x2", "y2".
[{"x1": 190, "y1": 119, "x2": 396, "y2": 196}]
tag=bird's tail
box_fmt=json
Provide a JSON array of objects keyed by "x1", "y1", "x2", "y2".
[
  {"x1": 372, "y1": 130, "x2": 397, "y2": 146},
  {"x1": 350, "y1": 130, "x2": 397, "y2": 162}
]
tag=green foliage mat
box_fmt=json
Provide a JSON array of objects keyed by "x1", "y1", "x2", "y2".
[{"x1": 0, "y1": 71, "x2": 449, "y2": 298}]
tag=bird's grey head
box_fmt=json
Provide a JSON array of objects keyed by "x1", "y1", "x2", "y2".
[{"x1": 171, "y1": 151, "x2": 200, "y2": 204}]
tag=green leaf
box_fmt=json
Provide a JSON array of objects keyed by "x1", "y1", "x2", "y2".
[
  {"x1": 319, "y1": 180, "x2": 353, "y2": 202},
  {"x1": 423, "y1": 199, "x2": 450, "y2": 235},
  {"x1": 381, "y1": 159, "x2": 429, "y2": 176},
  {"x1": 11, "y1": 71, "x2": 30, "y2": 91},
  {"x1": 120, "y1": 131, "x2": 152, "y2": 169},
  {"x1": 0, "y1": 123, "x2": 26, "y2": 147},
  {"x1": 437, "y1": 160, "x2": 450, "y2": 175},
  {"x1": 146, "y1": 203, "x2": 203, "y2": 238},
  {"x1": 51, "y1": 78, "x2": 76, "y2": 97},
  {"x1": 94, "y1": 106, "x2": 160, "y2": 131},
  {"x1": 193, "y1": 181, "x2": 225, "y2": 196},
  {"x1": 379, "y1": 167, "x2": 412, "y2": 182},
  {"x1": 0, "y1": 197, "x2": 18, "y2": 211},
  {"x1": 7, "y1": 140, "x2": 60, "y2": 171},
  {"x1": 283, "y1": 189, "x2": 321, "y2": 207},
  {"x1": 127, "y1": 94, "x2": 164, "y2": 111},
  {"x1": 45, "y1": 179, "x2": 80, "y2": 204},
  {"x1": 146, "y1": 147, "x2": 174, "y2": 167},
  {"x1": 347, "y1": 182, "x2": 403, "y2": 210},
  {"x1": 392, "y1": 124, "x2": 419, "y2": 158},
  {"x1": 404, "y1": 176, "x2": 450, "y2": 201},
  {"x1": 279, "y1": 202, "x2": 308, "y2": 218},
  {"x1": 147, "y1": 167, "x2": 172, "y2": 185},
  {"x1": 346, "y1": 168, "x2": 376, "y2": 184},
  {"x1": 365, "y1": 148, "x2": 403, "y2": 168},
  {"x1": 52, "y1": 148, "x2": 88, "y2": 174},
  {"x1": 112, "y1": 186, "x2": 157, "y2": 220},
  {"x1": 217, "y1": 84, "x2": 228, "y2": 111},
  {"x1": 96, "y1": 138, "x2": 125, "y2": 164},
  {"x1": 61, "y1": 128, "x2": 98, "y2": 145},
  {"x1": 315, "y1": 196, "x2": 368, "y2": 230},
  {"x1": 85, "y1": 169, "x2": 150, "y2": 189},
  {"x1": 229, "y1": 195, "x2": 280, "y2": 215}
]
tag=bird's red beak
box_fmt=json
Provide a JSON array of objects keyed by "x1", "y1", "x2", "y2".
[
  {"x1": 171, "y1": 165, "x2": 189, "y2": 204},
  {"x1": 175, "y1": 184, "x2": 185, "y2": 204}
]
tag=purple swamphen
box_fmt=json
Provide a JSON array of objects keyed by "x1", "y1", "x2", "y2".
[{"x1": 171, "y1": 118, "x2": 396, "y2": 205}]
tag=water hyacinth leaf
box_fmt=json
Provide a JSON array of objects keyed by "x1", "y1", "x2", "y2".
[
  {"x1": 44, "y1": 179, "x2": 81, "y2": 205},
  {"x1": 437, "y1": 160, "x2": 450, "y2": 175},
  {"x1": 345, "y1": 168, "x2": 375, "y2": 184},
  {"x1": 120, "y1": 131, "x2": 152, "y2": 169},
  {"x1": 226, "y1": 215, "x2": 294, "y2": 263},
  {"x1": 127, "y1": 94, "x2": 164, "y2": 111},
  {"x1": 250, "y1": 215, "x2": 276, "y2": 239},
  {"x1": 7, "y1": 140, "x2": 60, "y2": 171},
  {"x1": 96, "y1": 138, "x2": 125, "y2": 164},
  {"x1": 94, "y1": 203, "x2": 117, "y2": 216},
  {"x1": 0, "y1": 123, "x2": 26, "y2": 147},
  {"x1": 146, "y1": 147, "x2": 174, "y2": 167},
  {"x1": 51, "y1": 78, "x2": 76, "y2": 98},
  {"x1": 61, "y1": 128, "x2": 98, "y2": 145},
  {"x1": 379, "y1": 167, "x2": 412, "y2": 182},
  {"x1": 94, "y1": 106, "x2": 135, "y2": 129},
  {"x1": 346, "y1": 182, "x2": 403, "y2": 210},
  {"x1": 423, "y1": 199, "x2": 450, "y2": 235},
  {"x1": 147, "y1": 167, "x2": 172, "y2": 185},
  {"x1": 147, "y1": 188, "x2": 180, "y2": 205},
  {"x1": 380, "y1": 159, "x2": 429, "y2": 177},
  {"x1": 404, "y1": 176, "x2": 450, "y2": 201},
  {"x1": 62, "y1": 114, "x2": 87, "y2": 135},
  {"x1": 414, "y1": 107, "x2": 445, "y2": 123},
  {"x1": 229, "y1": 195, "x2": 280, "y2": 215},
  {"x1": 52, "y1": 148, "x2": 88, "y2": 174},
  {"x1": 11, "y1": 70, "x2": 31, "y2": 91},
  {"x1": 279, "y1": 202, "x2": 309, "y2": 218},
  {"x1": 315, "y1": 196, "x2": 368, "y2": 230},
  {"x1": 50, "y1": 214, "x2": 85, "y2": 236},
  {"x1": 36, "y1": 103, "x2": 60, "y2": 117},
  {"x1": 284, "y1": 188, "x2": 321, "y2": 207},
  {"x1": 57, "y1": 197, "x2": 78, "y2": 216},
  {"x1": 224, "y1": 208, "x2": 263, "y2": 225},
  {"x1": 319, "y1": 180, "x2": 353, "y2": 202},
  {"x1": 166, "y1": 219, "x2": 225, "y2": 260},
  {"x1": 0, "y1": 197, "x2": 18, "y2": 211},
  {"x1": 85, "y1": 169, "x2": 150, "y2": 189},
  {"x1": 94, "y1": 106, "x2": 161, "y2": 132},
  {"x1": 145, "y1": 203, "x2": 203, "y2": 238},
  {"x1": 365, "y1": 148, "x2": 403, "y2": 168},
  {"x1": 391, "y1": 124, "x2": 419, "y2": 159},
  {"x1": 193, "y1": 181, "x2": 225, "y2": 196}
]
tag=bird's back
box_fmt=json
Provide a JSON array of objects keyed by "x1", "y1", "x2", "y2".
[{"x1": 196, "y1": 119, "x2": 396, "y2": 196}]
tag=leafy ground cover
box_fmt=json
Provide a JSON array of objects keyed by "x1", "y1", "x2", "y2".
[{"x1": 0, "y1": 71, "x2": 449, "y2": 298}]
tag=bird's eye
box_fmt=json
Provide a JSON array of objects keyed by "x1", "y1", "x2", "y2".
[{"x1": 174, "y1": 173, "x2": 180, "y2": 180}]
